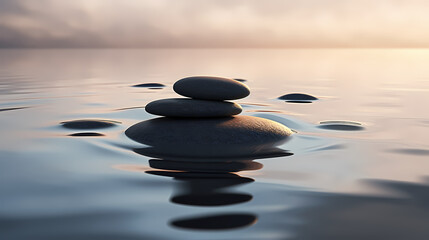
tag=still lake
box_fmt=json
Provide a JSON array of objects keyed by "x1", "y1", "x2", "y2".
[{"x1": 1, "y1": 49, "x2": 429, "y2": 239}]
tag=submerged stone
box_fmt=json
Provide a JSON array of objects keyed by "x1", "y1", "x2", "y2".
[
  {"x1": 132, "y1": 83, "x2": 165, "y2": 88},
  {"x1": 60, "y1": 119, "x2": 120, "y2": 129},
  {"x1": 318, "y1": 121, "x2": 364, "y2": 131},
  {"x1": 125, "y1": 115, "x2": 292, "y2": 157},
  {"x1": 145, "y1": 98, "x2": 242, "y2": 117},
  {"x1": 174, "y1": 76, "x2": 250, "y2": 100},
  {"x1": 278, "y1": 93, "x2": 318, "y2": 103},
  {"x1": 68, "y1": 132, "x2": 105, "y2": 137}
]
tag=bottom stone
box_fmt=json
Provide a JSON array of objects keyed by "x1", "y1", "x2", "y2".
[{"x1": 125, "y1": 115, "x2": 293, "y2": 158}]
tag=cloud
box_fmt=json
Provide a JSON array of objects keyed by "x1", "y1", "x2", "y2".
[{"x1": 1, "y1": 0, "x2": 429, "y2": 48}]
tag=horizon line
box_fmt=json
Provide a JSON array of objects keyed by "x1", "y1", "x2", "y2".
[{"x1": 3, "y1": 47, "x2": 429, "y2": 50}]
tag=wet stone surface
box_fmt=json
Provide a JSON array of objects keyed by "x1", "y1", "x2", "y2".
[
  {"x1": 145, "y1": 98, "x2": 242, "y2": 118},
  {"x1": 174, "y1": 76, "x2": 250, "y2": 100}
]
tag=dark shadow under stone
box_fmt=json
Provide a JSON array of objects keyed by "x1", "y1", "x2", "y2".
[
  {"x1": 61, "y1": 120, "x2": 120, "y2": 130},
  {"x1": 171, "y1": 213, "x2": 257, "y2": 230}
]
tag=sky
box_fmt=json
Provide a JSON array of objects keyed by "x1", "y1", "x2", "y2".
[{"x1": 1, "y1": 0, "x2": 429, "y2": 48}]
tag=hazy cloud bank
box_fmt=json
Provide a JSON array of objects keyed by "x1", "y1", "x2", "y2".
[{"x1": 1, "y1": 0, "x2": 429, "y2": 48}]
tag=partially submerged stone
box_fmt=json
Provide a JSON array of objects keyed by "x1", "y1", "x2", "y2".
[
  {"x1": 61, "y1": 119, "x2": 120, "y2": 129},
  {"x1": 318, "y1": 120, "x2": 364, "y2": 131},
  {"x1": 132, "y1": 83, "x2": 165, "y2": 88},
  {"x1": 278, "y1": 93, "x2": 318, "y2": 103},
  {"x1": 68, "y1": 132, "x2": 105, "y2": 137}
]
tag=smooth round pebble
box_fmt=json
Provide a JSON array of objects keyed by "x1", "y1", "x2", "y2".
[
  {"x1": 145, "y1": 98, "x2": 242, "y2": 118},
  {"x1": 125, "y1": 115, "x2": 293, "y2": 157},
  {"x1": 60, "y1": 119, "x2": 120, "y2": 129},
  {"x1": 174, "y1": 76, "x2": 250, "y2": 100}
]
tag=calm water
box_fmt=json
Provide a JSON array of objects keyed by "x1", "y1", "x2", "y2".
[{"x1": 1, "y1": 49, "x2": 429, "y2": 239}]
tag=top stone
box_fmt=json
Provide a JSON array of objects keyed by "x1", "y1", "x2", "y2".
[{"x1": 174, "y1": 76, "x2": 250, "y2": 100}]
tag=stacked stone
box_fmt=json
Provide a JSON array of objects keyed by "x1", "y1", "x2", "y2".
[
  {"x1": 145, "y1": 76, "x2": 249, "y2": 118},
  {"x1": 126, "y1": 76, "x2": 293, "y2": 158}
]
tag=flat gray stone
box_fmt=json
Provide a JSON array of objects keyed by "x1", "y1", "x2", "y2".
[
  {"x1": 174, "y1": 76, "x2": 250, "y2": 100},
  {"x1": 145, "y1": 98, "x2": 242, "y2": 117},
  {"x1": 125, "y1": 116, "x2": 293, "y2": 157}
]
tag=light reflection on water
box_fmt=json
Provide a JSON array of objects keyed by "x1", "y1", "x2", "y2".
[{"x1": 1, "y1": 49, "x2": 429, "y2": 239}]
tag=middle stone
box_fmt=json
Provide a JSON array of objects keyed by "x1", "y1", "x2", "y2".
[{"x1": 145, "y1": 98, "x2": 242, "y2": 118}]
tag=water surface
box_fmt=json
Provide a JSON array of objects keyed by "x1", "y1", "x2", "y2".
[{"x1": 1, "y1": 49, "x2": 429, "y2": 239}]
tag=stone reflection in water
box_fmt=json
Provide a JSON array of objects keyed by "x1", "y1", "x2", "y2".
[
  {"x1": 149, "y1": 159, "x2": 263, "y2": 172},
  {"x1": 172, "y1": 193, "x2": 253, "y2": 207},
  {"x1": 135, "y1": 146, "x2": 292, "y2": 162},
  {"x1": 142, "y1": 153, "x2": 260, "y2": 229},
  {"x1": 149, "y1": 170, "x2": 255, "y2": 207},
  {"x1": 145, "y1": 159, "x2": 258, "y2": 230},
  {"x1": 135, "y1": 145, "x2": 292, "y2": 230},
  {"x1": 132, "y1": 136, "x2": 293, "y2": 230},
  {"x1": 171, "y1": 213, "x2": 257, "y2": 230}
]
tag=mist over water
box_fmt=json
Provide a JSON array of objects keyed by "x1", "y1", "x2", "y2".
[{"x1": 1, "y1": 49, "x2": 429, "y2": 239}]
